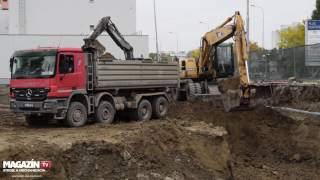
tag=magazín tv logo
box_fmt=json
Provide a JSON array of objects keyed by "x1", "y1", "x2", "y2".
[{"x1": 2, "y1": 160, "x2": 52, "y2": 173}]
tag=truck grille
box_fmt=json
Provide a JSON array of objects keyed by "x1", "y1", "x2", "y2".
[{"x1": 12, "y1": 88, "x2": 49, "y2": 101}]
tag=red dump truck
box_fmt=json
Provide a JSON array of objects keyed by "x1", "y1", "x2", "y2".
[{"x1": 9, "y1": 17, "x2": 186, "y2": 127}]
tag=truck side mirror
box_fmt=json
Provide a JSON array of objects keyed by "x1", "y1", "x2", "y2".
[{"x1": 9, "y1": 57, "x2": 14, "y2": 72}]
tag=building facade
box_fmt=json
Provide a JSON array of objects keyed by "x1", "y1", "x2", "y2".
[
  {"x1": 0, "y1": 0, "x2": 149, "y2": 78},
  {"x1": 0, "y1": 0, "x2": 8, "y2": 33}
]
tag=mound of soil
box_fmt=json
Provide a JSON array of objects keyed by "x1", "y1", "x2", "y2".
[
  {"x1": 0, "y1": 141, "x2": 66, "y2": 179},
  {"x1": 0, "y1": 121, "x2": 233, "y2": 180},
  {"x1": 271, "y1": 85, "x2": 320, "y2": 111},
  {"x1": 60, "y1": 123, "x2": 233, "y2": 180}
]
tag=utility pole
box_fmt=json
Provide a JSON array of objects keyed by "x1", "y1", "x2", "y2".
[
  {"x1": 247, "y1": 0, "x2": 250, "y2": 52},
  {"x1": 153, "y1": 0, "x2": 160, "y2": 62},
  {"x1": 199, "y1": 21, "x2": 210, "y2": 31},
  {"x1": 251, "y1": 5, "x2": 265, "y2": 49}
]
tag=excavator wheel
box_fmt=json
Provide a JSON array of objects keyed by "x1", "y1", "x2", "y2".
[
  {"x1": 201, "y1": 81, "x2": 210, "y2": 94},
  {"x1": 188, "y1": 80, "x2": 197, "y2": 96},
  {"x1": 195, "y1": 83, "x2": 202, "y2": 94}
]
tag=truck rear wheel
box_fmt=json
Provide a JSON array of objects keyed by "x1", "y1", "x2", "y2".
[
  {"x1": 96, "y1": 101, "x2": 115, "y2": 124},
  {"x1": 152, "y1": 96, "x2": 168, "y2": 119},
  {"x1": 132, "y1": 99, "x2": 152, "y2": 121},
  {"x1": 25, "y1": 115, "x2": 49, "y2": 127},
  {"x1": 64, "y1": 102, "x2": 87, "y2": 127}
]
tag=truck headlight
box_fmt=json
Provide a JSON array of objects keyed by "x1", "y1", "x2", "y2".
[{"x1": 43, "y1": 102, "x2": 54, "y2": 109}]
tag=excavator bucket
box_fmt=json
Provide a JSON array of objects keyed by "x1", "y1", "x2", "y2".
[{"x1": 218, "y1": 77, "x2": 256, "y2": 112}]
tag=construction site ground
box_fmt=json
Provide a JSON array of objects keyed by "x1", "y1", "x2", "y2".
[{"x1": 0, "y1": 85, "x2": 320, "y2": 179}]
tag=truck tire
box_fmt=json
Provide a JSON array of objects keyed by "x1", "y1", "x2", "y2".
[
  {"x1": 132, "y1": 99, "x2": 152, "y2": 121},
  {"x1": 152, "y1": 96, "x2": 169, "y2": 119},
  {"x1": 64, "y1": 102, "x2": 87, "y2": 127},
  {"x1": 96, "y1": 101, "x2": 115, "y2": 124},
  {"x1": 25, "y1": 115, "x2": 49, "y2": 127}
]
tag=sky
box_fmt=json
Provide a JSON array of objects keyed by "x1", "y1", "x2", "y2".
[{"x1": 136, "y1": 0, "x2": 316, "y2": 52}]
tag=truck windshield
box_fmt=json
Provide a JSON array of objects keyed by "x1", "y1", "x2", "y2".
[{"x1": 11, "y1": 55, "x2": 56, "y2": 79}]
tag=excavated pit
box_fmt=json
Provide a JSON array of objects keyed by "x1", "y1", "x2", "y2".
[
  {"x1": 0, "y1": 93, "x2": 319, "y2": 179},
  {"x1": 170, "y1": 98, "x2": 320, "y2": 179}
]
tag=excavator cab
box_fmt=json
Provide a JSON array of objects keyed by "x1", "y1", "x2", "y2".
[
  {"x1": 179, "y1": 58, "x2": 198, "y2": 79},
  {"x1": 214, "y1": 43, "x2": 235, "y2": 78}
]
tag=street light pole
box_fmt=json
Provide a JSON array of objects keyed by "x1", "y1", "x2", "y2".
[
  {"x1": 153, "y1": 0, "x2": 160, "y2": 61},
  {"x1": 251, "y1": 5, "x2": 265, "y2": 49},
  {"x1": 247, "y1": 0, "x2": 250, "y2": 52},
  {"x1": 199, "y1": 21, "x2": 210, "y2": 31}
]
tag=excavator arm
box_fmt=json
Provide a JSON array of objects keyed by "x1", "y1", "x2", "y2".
[
  {"x1": 83, "y1": 17, "x2": 134, "y2": 60},
  {"x1": 198, "y1": 11, "x2": 254, "y2": 111}
]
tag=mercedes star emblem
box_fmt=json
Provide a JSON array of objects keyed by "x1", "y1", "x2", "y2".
[{"x1": 26, "y1": 89, "x2": 33, "y2": 98}]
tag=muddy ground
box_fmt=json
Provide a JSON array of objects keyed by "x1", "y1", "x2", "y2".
[
  {"x1": 0, "y1": 97, "x2": 319, "y2": 179},
  {"x1": 0, "y1": 85, "x2": 9, "y2": 105}
]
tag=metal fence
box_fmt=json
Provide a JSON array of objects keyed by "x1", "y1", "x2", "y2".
[{"x1": 248, "y1": 44, "x2": 320, "y2": 82}]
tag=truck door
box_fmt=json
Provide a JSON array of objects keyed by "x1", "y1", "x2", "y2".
[{"x1": 57, "y1": 53, "x2": 81, "y2": 96}]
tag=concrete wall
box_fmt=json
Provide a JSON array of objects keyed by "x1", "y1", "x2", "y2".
[
  {"x1": 0, "y1": 34, "x2": 149, "y2": 78},
  {"x1": 0, "y1": 10, "x2": 8, "y2": 33},
  {"x1": 9, "y1": 0, "x2": 136, "y2": 35}
]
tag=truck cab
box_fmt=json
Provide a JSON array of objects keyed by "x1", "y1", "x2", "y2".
[{"x1": 10, "y1": 48, "x2": 87, "y2": 123}]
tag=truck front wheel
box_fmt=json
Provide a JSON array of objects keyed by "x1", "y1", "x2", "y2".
[
  {"x1": 96, "y1": 101, "x2": 115, "y2": 124},
  {"x1": 64, "y1": 102, "x2": 87, "y2": 127},
  {"x1": 152, "y1": 96, "x2": 168, "y2": 119},
  {"x1": 25, "y1": 115, "x2": 49, "y2": 127},
  {"x1": 132, "y1": 99, "x2": 152, "y2": 121}
]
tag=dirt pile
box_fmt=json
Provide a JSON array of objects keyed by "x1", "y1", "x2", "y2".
[
  {"x1": 0, "y1": 118, "x2": 233, "y2": 180},
  {"x1": 61, "y1": 123, "x2": 233, "y2": 180},
  {"x1": 0, "y1": 141, "x2": 66, "y2": 179},
  {"x1": 271, "y1": 85, "x2": 320, "y2": 111}
]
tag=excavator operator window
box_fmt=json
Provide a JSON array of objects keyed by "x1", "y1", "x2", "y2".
[{"x1": 214, "y1": 44, "x2": 235, "y2": 77}]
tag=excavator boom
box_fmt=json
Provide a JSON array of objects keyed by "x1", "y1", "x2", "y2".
[{"x1": 83, "y1": 17, "x2": 134, "y2": 60}]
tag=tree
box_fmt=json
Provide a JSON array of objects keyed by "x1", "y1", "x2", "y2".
[
  {"x1": 278, "y1": 23, "x2": 305, "y2": 49},
  {"x1": 249, "y1": 42, "x2": 263, "y2": 52},
  {"x1": 187, "y1": 49, "x2": 200, "y2": 59},
  {"x1": 149, "y1": 53, "x2": 157, "y2": 61},
  {"x1": 191, "y1": 49, "x2": 200, "y2": 59},
  {"x1": 312, "y1": 0, "x2": 320, "y2": 20}
]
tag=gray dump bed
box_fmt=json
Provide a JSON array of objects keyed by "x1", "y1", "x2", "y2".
[{"x1": 94, "y1": 60, "x2": 179, "y2": 90}]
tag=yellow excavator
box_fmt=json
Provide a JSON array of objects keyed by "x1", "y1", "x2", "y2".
[{"x1": 180, "y1": 11, "x2": 255, "y2": 112}]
